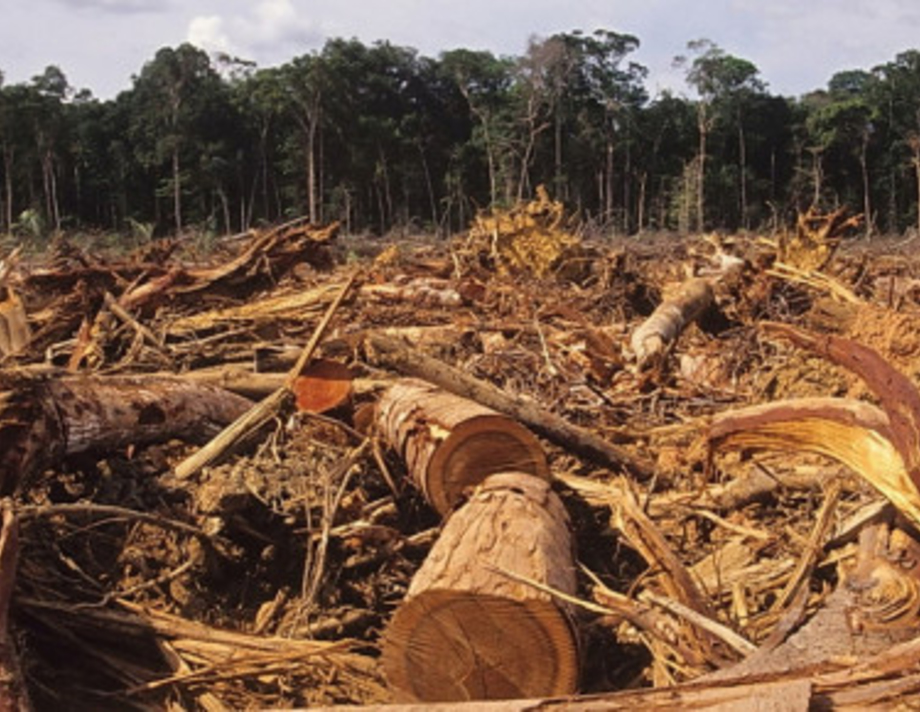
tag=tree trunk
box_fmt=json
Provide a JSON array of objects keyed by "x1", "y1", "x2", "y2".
[
  {"x1": 307, "y1": 110, "x2": 319, "y2": 224},
  {"x1": 0, "y1": 372, "x2": 252, "y2": 495},
  {"x1": 376, "y1": 378, "x2": 548, "y2": 515},
  {"x1": 696, "y1": 104, "x2": 708, "y2": 232},
  {"x1": 172, "y1": 145, "x2": 183, "y2": 234},
  {"x1": 913, "y1": 146, "x2": 920, "y2": 238},
  {"x1": 810, "y1": 148, "x2": 823, "y2": 207},
  {"x1": 1, "y1": 146, "x2": 11, "y2": 234},
  {"x1": 860, "y1": 128, "x2": 872, "y2": 238},
  {"x1": 738, "y1": 119, "x2": 748, "y2": 230},
  {"x1": 605, "y1": 137, "x2": 614, "y2": 223},
  {"x1": 381, "y1": 472, "x2": 579, "y2": 703}
]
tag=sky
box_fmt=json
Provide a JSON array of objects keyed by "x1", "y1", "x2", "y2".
[{"x1": 3, "y1": 0, "x2": 920, "y2": 101}]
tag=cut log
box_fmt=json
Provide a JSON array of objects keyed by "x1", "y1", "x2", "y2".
[
  {"x1": 376, "y1": 379, "x2": 549, "y2": 514},
  {"x1": 0, "y1": 372, "x2": 253, "y2": 495},
  {"x1": 290, "y1": 358, "x2": 354, "y2": 413},
  {"x1": 381, "y1": 472, "x2": 579, "y2": 703},
  {"x1": 365, "y1": 333, "x2": 653, "y2": 479},
  {"x1": 630, "y1": 277, "x2": 713, "y2": 366}
]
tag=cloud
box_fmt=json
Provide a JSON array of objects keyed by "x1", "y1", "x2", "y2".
[
  {"x1": 50, "y1": 0, "x2": 167, "y2": 13},
  {"x1": 187, "y1": 16, "x2": 232, "y2": 55},
  {"x1": 187, "y1": 0, "x2": 323, "y2": 64}
]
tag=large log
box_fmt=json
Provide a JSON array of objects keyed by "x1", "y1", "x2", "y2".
[
  {"x1": 365, "y1": 333, "x2": 653, "y2": 479},
  {"x1": 376, "y1": 379, "x2": 549, "y2": 514},
  {"x1": 0, "y1": 371, "x2": 252, "y2": 494},
  {"x1": 381, "y1": 472, "x2": 579, "y2": 703}
]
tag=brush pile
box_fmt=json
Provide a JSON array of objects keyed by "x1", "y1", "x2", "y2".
[{"x1": 0, "y1": 201, "x2": 918, "y2": 710}]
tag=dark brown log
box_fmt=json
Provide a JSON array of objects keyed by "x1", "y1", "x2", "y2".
[
  {"x1": 377, "y1": 379, "x2": 549, "y2": 514},
  {"x1": 0, "y1": 502, "x2": 29, "y2": 712},
  {"x1": 381, "y1": 473, "x2": 579, "y2": 703},
  {"x1": 0, "y1": 372, "x2": 253, "y2": 495},
  {"x1": 365, "y1": 333, "x2": 652, "y2": 479}
]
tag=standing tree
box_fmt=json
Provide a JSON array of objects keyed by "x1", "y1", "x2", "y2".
[
  {"x1": 129, "y1": 44, "x2": 224, "y2": 234},
  {"x1": 558, "y1": 30, "x2": 647, "y2": 229},
  {"x1": 29, "y1": 66, "x2": 70, "y2": 232},
  {"x1": 440, "y1": 49, "x2": 515, "y2": 207},
  {"x1": 676, "y1": 40, "x2": 764, "y2": 230}
]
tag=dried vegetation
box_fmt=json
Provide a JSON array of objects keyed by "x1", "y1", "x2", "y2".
[{"x1": 0, "y1": 199, "x2": 918, "y2": 709}]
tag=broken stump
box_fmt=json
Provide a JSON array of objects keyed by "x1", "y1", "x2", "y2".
[
  {"x1": 381, "y1": 472, "x2": 579, "y2": 702},
  {"x1": 376, "y1": 378, "x2": 549, "y2": 514}
]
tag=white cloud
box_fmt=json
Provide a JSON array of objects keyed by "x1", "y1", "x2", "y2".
[
  {"x1": 186, "y1": 0, "x2": 322, "y2": 65},
  {"x1": 187, "y1": 15, "x2": 232, "y2": 55},
  {"x1": 52, "y1": 0, "x2": 166, "y2": 13}
]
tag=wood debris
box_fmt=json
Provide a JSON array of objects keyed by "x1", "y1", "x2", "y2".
[{"x1": 2, "y1": 206, "x2": 920, "y2": 709}]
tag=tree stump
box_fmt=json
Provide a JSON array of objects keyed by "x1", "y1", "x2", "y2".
[
  {"x1": 377, "y1": 379, "x2": 549, "y2": 514},
  {"x1": 381, "y1": 472, "x2": 579, "y2": 702}
]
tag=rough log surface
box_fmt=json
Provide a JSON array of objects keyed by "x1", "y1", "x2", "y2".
[
  {"x1": 0, "y1": 372, "x2": 253, "y2": 494},
  {"x1": 381, "y1": 472, "x2": 579, "y2": 703}
]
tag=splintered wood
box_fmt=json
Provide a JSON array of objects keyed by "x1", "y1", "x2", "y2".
[{"x1": 4, "y1": 204, "x2": 920, "y2": 709}]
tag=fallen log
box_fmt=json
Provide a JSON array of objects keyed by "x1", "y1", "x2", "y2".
[
  {"x1": 365, "y1": 333, "x2": 652, "y2": 479},
  {"x1": 381, "y1": 472, "x2": 579, "y2": 703},
  {"x1": 0, "y1": 371, "x2": 253, "y2": 495},
  {"x1": 0, "y1": 502, "x2": 29, "y2": 712},
  {"x1": 376, "y1": 379, "x2": 549, "y2": 514},
  {"x1": 630, "y1": 277, "x2": 713, "y2": 367}
]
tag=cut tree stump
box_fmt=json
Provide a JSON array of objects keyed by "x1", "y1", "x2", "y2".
[
  {"x1": 381, "y1": 472, "x2": 579, "y2": 702},
  {"x1": 376, "y1": 378, "x2": 549, "y2": 514}
]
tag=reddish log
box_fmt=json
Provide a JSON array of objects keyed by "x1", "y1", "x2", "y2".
[{"x1": 377, "y1": 379, "x2": 549, "y2": 514}]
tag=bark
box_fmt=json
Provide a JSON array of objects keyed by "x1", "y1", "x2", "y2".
[
  {"x1": 630, "y1": 278, "x2": 713, "y2": 367},
  {"x1": 708, "y1": 395, "x2": 920, "y2": 529},
  {"x1": 381, "y1": 473, "x2": 578, "y2": 703},
  {"x1": 365, "y1": 333, "x2": 652, "y2": 478},
  {"x1": 0, "y1": 372, "x2": 252, "y2": 495},
  {"x1": 376, "y1": 378, "x2": 549, "y2": 515},
  {"x1": 0, "y1": 503, "x2": 30, "y2": 712}
]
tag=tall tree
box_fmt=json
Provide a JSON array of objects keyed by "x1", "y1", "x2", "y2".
[
  {"x1": 129, "y1": 44, "x2": 224, "y2": 233},
  {"x1": 676, "y1": 40, "x2": 764, "y2": 230},
  {"x1": 440, "y1": 48, "x2": 515, "y2": 207}
]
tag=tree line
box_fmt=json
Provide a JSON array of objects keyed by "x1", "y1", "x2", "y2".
[{"x1": 3, "y1": 31, "x2": 920, "y2": 240}]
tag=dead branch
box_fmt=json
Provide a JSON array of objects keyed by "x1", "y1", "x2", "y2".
[{"x1": 630, "y1": 277, "x2": 713, "y2": 367}]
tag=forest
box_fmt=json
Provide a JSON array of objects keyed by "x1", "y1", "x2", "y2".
[{"x1": 3, "y1": 30, "x2": 920, "y2": 239}]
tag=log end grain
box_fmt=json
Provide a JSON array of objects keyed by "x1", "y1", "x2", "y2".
[
  {"x1": 381, "y1": 589, "x2": 578, "y2": 703},
  {"x1": 291, "y1": 358, "x2": 353, "y2": 413},
  {"x1": 378, "y1": 379, "x2": 549, "y2": 515},
  {"x1": 381, "y1": 472, "x2": 578, "y2": 702},
  {"x1": 426, "y1": 414, "x2": 549, "y2": 515}
]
